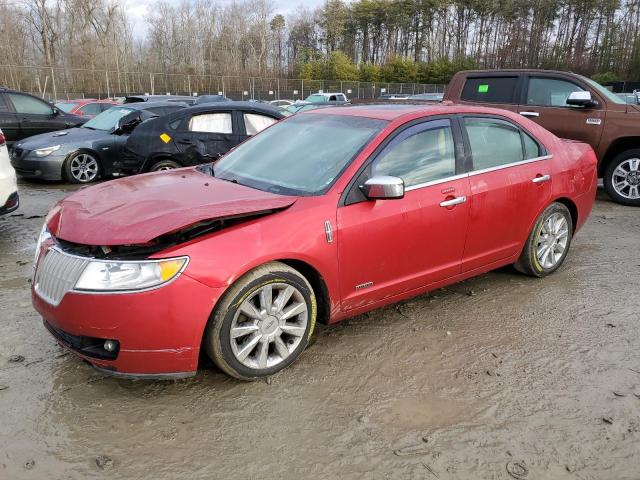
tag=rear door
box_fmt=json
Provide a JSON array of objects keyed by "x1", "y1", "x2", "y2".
[
  {"x1": 518, "y1": 74, "x2": 605, "y2": 152},
  {"x1": 238, "y1": 111, "x2": 279, "y2": 142},
  {"x1": 457, "y1": 74, "x2": 522, "y2": 113},
  {"x1": 6, "y1": 92, "x2": 61, "y2": 139},
  {"x1": 0, "y1": 94, "x2": 20, "y2": 144},
  {"x1": 174, "y1": 110, "x2": 239, "y2": 163},
  {"x1": 460, "y1": 115, "x2": 552, "y2": 272}
]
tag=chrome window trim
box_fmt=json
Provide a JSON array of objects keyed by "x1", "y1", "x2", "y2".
[
  {"x1": 405, "y1": 172, "x2": 469, "y2": 192},
  {"x1": 467, "y1": 154, "x2": 552, "y2": 177},
  {"x1": 403, "y1": 154, "x2": 552, "y2": 192}
]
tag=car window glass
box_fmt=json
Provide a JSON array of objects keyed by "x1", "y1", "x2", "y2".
[
  {"x1": 168, "y1": 119, "x2": 182, "y2": 130},
  {"x1": 526, "y1": 77, "x2": 585, "y2": 107},
  {"x1": 189, "y1": 113, "x2": 232, "y2": 133},
  {"x1": 8, "y1": 93, "x2": 53, "y2": 115},
  {"x1": 243, "y1": 113, "x2": 277, "y2": 135},
  {"x1": 100, "y1": 103, "x2": 113, "y2": 112},
  {"x1": 372, "y1": 121, "x2": 456, "y2": 187},
  {"x1": 0, "y1": 95, "x2": 10, "y2": 112},
  {"x1": 465, "y1": 118, "x2": 523, "y2": 170},
  {"x1": 55, "y1": 102, "x2": 76, "y2": 113},
  {"x1": 523, "y1": 131, "x2": 541, "y2": 159},
  {"x1": 461, "y1": 77, "x2": 518, "y2": 104},
  {"x1": 329, "y1": 95, "x2": 337, "y2": 101},
  {"x1": 79, "y1": 103, "x2": 102, "y2": 116}
]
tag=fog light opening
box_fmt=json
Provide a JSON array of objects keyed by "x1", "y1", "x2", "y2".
[{"x1": 103, "y1": 340, "x2": 119, "y2": 353}]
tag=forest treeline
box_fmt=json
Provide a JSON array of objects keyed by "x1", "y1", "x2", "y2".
[{"x1": 1, "y1": 0, "x2": 639, "y2": 85}]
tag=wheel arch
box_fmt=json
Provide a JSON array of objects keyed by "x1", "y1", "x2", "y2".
[
  {"x1": 599, "y1": 137, "x2": 640, "y2": 177},
  {"x1": 142, "y1": 153, "x2": 184, "y2": 172},
  {"x1": 552, "y1": 197, "x2": 578, "y2": 233},
  {"x1": 62, "y1": 148, "x2": 103, "y2": 178},
  {"x1": 277, "y1": 258, "x2": 331, "y2": 325}
]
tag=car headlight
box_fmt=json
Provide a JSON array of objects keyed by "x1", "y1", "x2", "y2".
[
  {"x1": 74, "y1": 257, "x2": 188, "y2": 292},
  {"x1": 34, "y1": 145, "x2": 61, "y2": 157},
  {"x1": 34, "y1": 223, "x2": 51, "y2": 267}
]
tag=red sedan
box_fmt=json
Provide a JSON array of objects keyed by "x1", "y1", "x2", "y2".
[
  {"x1": 54, "y1": 99, "x2": 117, "y2": 117},
  {"x1": 32, "y1": 105, "x2": 597, "y2": 380}
]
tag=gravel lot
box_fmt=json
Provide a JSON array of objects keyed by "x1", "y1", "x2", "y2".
[{"x1": 1, "y1": 180, "x2": 639, "y2": 480}]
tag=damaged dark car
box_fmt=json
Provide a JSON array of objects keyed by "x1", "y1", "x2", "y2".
[{"x1": 119, "y1": 102, "x2": 284, "y2": 173}]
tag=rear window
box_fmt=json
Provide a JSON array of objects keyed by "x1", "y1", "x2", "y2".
[{"x1": 461, "y1": 77, "x2": 518, "y2": 104}]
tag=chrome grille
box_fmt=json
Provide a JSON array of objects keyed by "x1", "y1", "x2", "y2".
[{"x1": 34, "y1": 248, "x2": 89, "y2": 306}]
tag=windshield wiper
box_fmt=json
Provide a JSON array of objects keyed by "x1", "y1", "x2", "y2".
[{"x1": 83, "y1": 126, "x2": 96, "y2": 130}]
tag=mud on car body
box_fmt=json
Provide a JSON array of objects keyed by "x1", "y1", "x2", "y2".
[
  {"x1": 32, "y1": 105, "x2": 597, "y2": 380},
  {"x1": 118, "y1": 102, "x2": 284, "y2": 174}
]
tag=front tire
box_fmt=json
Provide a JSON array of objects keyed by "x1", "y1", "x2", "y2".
[
  {"x1": 603, "y1": 149, "x2": 640, "y2": 206},
  {"x1": 63, "y1": 152, "x2": 100, "y2": 183},
  {"x1": 515, "y1": 202, "x2": 573, "y2": 277},
  {"x1": 204, "y1": 262, "x2": 317, "y2": 380}
]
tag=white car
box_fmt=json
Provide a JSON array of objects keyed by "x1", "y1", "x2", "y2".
[
  {"x1": 304, "y1": 92, "x2": 349, "y2": 103},
  {"x1": 0, "y1": 128, "x2": 18, "y2": 215}
]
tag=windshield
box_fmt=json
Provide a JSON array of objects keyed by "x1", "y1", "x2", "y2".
[
  {"x1": 55, "y1": 102, "x2": 77, "y2": 113},
  {"x1": 213, "y1": 114, "x2": 386, "y2": 195},
  {"x1": 582, "y1": 77, "x2": 626, "y2": 105},
  {"x1": 305, "y1": 94, "x2": 327, "y2": 103},
  {"x1": 82, "y1": 107, "x2": 135, "y2": 131}
]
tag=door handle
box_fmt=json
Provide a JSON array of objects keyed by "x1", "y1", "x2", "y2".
[
  {"x1": 440, "y1": 196, "x2": 466, "y2": 207},
  {"x1": 519, "y1": 111, "x2": 540, "y2": 118},
  {"x1": 532, "y1": 174, "x2": 551, "y2": 184}
]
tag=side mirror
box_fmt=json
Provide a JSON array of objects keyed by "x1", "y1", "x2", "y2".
[
  {"x1": 360, "y1": 175, "x2": 404, "y2": 200},
  {"x1": 566, "y1": 91, "x2": 597, "y2": 108}
]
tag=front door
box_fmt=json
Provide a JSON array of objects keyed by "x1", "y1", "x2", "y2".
[
  {"x1": 337, "y1": 118, "x2": 470, "y2": 310},
  {"x1": 460, "y1": 116, "x2": 553, "y2": 271},
  {"x1": 6, "y1": 92, "x2": 60, "y2": 139},
  {"x1": 518, "y1": 75, "x2": 605, "y2": 152}
]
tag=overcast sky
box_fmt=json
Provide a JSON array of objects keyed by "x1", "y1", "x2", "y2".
[{"x1": 124, "y1": 0, "x2": 328, "y2": 36}]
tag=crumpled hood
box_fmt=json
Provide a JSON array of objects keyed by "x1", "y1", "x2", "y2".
[
  {"x1": 48, "y1": 168, "x2": 297, "y2": 246},
  {"x1": 16, "y1": 127, "x2": 107, "y2": 150}
]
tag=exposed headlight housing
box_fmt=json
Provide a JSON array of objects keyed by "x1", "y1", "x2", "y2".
[
  {"x1": 74, "y1": 257, "x2": 188, "y2": 292},
  {"x1": 34, "y1": 145, "x2": 61, "y2": 157},
  {"x1": 34, "y1": 223, "x2": 51, "y2": 267}
]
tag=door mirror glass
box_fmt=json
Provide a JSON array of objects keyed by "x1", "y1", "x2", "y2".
[
  {"x1": 360, "y1": 176, "x2": 404, "y2": 200},
  {"x1": 566, "y1": 91, "x2": 597, "y2": 108}
]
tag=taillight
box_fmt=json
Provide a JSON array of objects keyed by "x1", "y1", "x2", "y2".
[{"x1": 0, "y1": 131, "x2": 5, "y2": 146}]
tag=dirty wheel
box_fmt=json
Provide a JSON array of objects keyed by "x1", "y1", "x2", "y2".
[
  {"x1": 204, "y1": 262, "x2": 317, "y2": 380},
  {"x1": 603, "y1": 149, "x2": 640, "y2": 206},
  {"x1": 64, "y1": 152, "x2": 100, "y2": 183},
  {"x1": 515, "y1": 202, "x2": 573, "y2": 277},
  {"x1": 150, "y1": 159, "x2": 182, "y2": 172}
]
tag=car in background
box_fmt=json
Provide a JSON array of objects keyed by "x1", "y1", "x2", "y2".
[
  {"x1": 124, "y1": 95, "x2": 197, "y2": 105},
  {"x1": 194, "y1": 95, "x2": 231, "y2": 105},
  {"x1": 270, "y1": 99, "x2": 294, "y2": 108},
  {"x1": 10, "y1": 102, "x2": 186, "y2": 183},
  {"x1": 0, "y1": 128, "x2": 18, "y2": 214},
  {"x1": 377, "y1": 93, "x2": 410, "y2": 100},
  {"x1": 444, "y1": 69, "x2": 640, "y2": 206},
  {"x1": 0, "y1": 88, "x2": 87, "y2": 145},
  {"x1": 304, "y1": 92, "x2": 349, "y2": 103},
  {"x1": 616, "y1": 92, "x2": 640, "y2": 105},
  {"x1": 121, "y1": 102, "x2": 284, "y2": 173},
  {"x1": 284, "y1": 102, "x2": 342, "y2": 115},
  {"x1": 32, "y1": 104, "x2": 597, "y2": 380},
  {"x1": 54, "y1": 99, "x2": 118, "y2": 118},
  {"x1": 409, "y1": 93, "x2": 444, "y2": 102}
]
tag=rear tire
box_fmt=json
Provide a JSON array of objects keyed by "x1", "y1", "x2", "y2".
[
  {"x1": 149, "y1": 159, "x2": 182, "y2": 172},
  {"x1": 204, "y1": 262, "x2": 317, "y2": 381},
  {"x1": 515, "y1": 202, "x2": 573, "y2": 277},
  {"x1": 603, "y1": 149, "x2": 640, "y2": 206}
]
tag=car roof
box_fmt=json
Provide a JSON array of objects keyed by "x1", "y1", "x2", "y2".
[
  {"x1": 175, "y1": 101, "x2": 285, "y2": 118},
  {"x1": 304, "y1": 103, "x2": 526, "y2": 121},
  {"x1": 116, "y1": 101, "x2": 188, "y2": 111},
  {"x1": 455, "y1": 69, "x2": 582, "y2": 76}
]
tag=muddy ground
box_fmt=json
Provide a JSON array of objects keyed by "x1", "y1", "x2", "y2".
[{"x1": 0, "y1": 180, "x2": 639, "y2": 480}]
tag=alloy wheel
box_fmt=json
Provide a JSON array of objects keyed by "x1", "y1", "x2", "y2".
[
  {"x1": 229, "y1": 283, "x2": 308, "y2": 370},
  {"x1": 612, "y1": 158, "x2": 640, "y2": 200},
  {"x1": 70, "y1": 153, "x2": 99, "y2": 182},
  {"x1": 535, "y1": 212, "x2": 569, "y2": 269}
]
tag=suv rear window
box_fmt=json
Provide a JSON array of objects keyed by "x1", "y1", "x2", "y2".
[{"x1": 461, "y1": 77, "x2": 518, "y2": 104}]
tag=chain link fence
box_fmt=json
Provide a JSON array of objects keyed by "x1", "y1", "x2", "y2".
[{"x1": 0, "y1": 65, "x2": 445, "y2": 101}]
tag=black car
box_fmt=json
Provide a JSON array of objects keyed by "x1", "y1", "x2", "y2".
[
  {"x1": 123, "y1": 95, "x2": 198, "y2": 105},
  {"x1": 120, "y1": 102, "x2": 285, "y2": 173},
  {"x1": 10, "y1": 102, "x2": 186, "y2": 183},
  {"x1": 0, "y1": 88, "x2": 87, "y2": 145}
]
